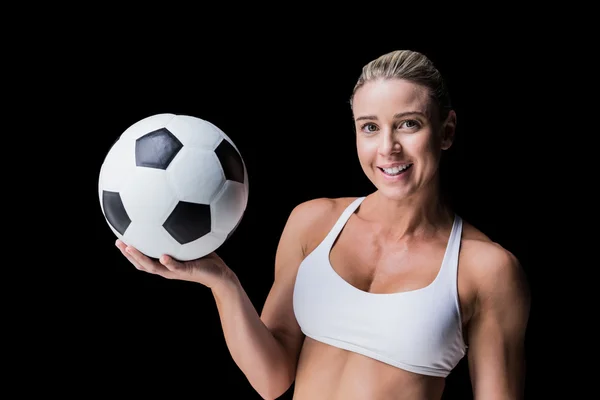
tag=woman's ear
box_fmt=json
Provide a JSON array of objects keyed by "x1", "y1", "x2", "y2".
[{"x1": 441, "y1": 110, "x2": 457, "y2": 150}]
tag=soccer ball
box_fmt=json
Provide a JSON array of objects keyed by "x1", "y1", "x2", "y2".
[{"x1": 98, "y1": 113, "x2": 249, "y2": 261}]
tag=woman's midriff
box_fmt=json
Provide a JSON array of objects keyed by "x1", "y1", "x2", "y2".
[{"x1": 292, "y1": 337, "x2": 446, "y2": 400}]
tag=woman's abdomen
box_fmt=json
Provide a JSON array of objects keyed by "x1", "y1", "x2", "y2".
[{"x1": 293, "y1": 337, "x2": 445, "y2": 400}]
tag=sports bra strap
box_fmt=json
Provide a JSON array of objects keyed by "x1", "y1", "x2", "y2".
[{"x1": 322, "y1": 197, "x2": 366, "y2": 247}]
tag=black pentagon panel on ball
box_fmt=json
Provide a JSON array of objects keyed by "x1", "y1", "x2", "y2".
[
  {"x1": 215, "y1": 139, "x2": 245, "y2": 184},
  {"x1": 163, "y1": 201, "x2": 212, "y2": 244},
  {"x1": 135, "y1": 128, "x2": 183, "y2": 169},
  {"x1": 102, "y1": 191, "x2": 131, "y2": 235}
]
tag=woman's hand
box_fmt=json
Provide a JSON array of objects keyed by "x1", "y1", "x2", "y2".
[{"x1": 115, "y1": 239, "x2": 237, "y2": 289}]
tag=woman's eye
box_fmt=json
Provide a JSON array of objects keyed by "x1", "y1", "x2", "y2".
[
  {"x1": 401, "y1": 120, "x2": 419, "y2": 129},
  {"x1": 362, "y1": 123, "x2": 377, "y2": 132}
]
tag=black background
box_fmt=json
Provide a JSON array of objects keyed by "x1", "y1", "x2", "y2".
[{"x1": 51, "y1": 35, "x2": 542, "y2": 399}]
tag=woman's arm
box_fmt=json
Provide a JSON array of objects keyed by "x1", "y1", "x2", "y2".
[{"x1": 466, "y1": 244, "x2": 531, "y2": 400}]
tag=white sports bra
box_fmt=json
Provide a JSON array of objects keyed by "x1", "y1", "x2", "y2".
[{"x1": 293, "y1": 197, "x2": 467, "y2": 377}]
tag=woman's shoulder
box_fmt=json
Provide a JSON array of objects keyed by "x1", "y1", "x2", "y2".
[
  {"x1": 459, "y1": 219, "x2": 526, "y2": 296},
  {"x1": 289, "y1": 196, "x2": 360, "y2": 222},
  {"x1": 285, "y1": 196, "x2": 361, "y2": 254}
]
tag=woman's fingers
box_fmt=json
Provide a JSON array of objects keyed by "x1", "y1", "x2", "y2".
[
  {"x1": 160, "y1": 254, "x2": 184, "y2": 272},
  {"x1": 116, "y1": 240, "x2": 173, "y2": 278},
  {"x1": 116, "y1": 240, "x2": 144, "y2": 270}
]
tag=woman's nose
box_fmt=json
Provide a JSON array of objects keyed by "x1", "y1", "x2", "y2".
[{"x1": 378, "y1": 131, "x2": 401, "y2": 155}]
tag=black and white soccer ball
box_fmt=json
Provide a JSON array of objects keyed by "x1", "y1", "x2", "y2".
[{"x1": 98, "y1": 113, "x2": 249, "y2": 261}]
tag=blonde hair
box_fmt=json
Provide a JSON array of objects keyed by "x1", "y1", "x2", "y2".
[{"x1": 350, "y1": 50, "x2": 452, "y2": 121}]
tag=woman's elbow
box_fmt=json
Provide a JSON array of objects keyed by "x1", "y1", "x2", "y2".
[{"x1": 255, "y1": 366, "x2": 295, "y2": 399}]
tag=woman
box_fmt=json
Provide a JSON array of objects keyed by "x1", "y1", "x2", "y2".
[{"x1": 115, "y1": 49, "x2": 530, "y2": 400}]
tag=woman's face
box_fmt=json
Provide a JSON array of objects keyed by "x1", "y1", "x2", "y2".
[{"x1": 352, "y1": 78, "x2": 455, "y2": 201}]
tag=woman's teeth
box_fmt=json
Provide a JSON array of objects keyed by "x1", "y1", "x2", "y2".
[{"x1": 381, "y1": 164, "x2": 412, "y2": 175}]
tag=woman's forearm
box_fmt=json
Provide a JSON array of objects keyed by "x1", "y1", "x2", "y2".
[{"x1": 211, "y1": 277, "x2": 295, "y2": 399}]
